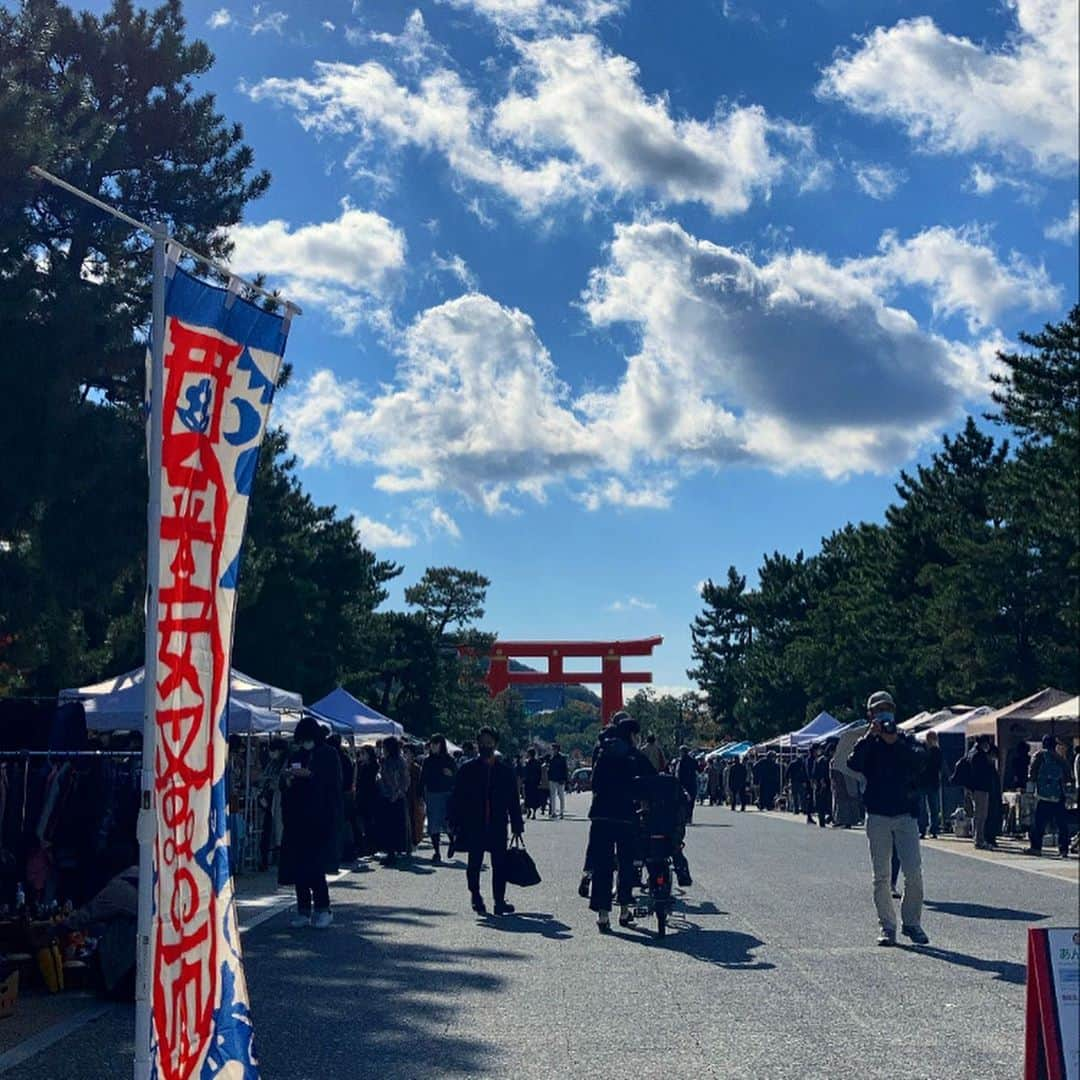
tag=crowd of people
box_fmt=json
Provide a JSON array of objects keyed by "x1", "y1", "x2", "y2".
[{"x1": 268, "y1": 696, "x2": 1076, "y2": 945}]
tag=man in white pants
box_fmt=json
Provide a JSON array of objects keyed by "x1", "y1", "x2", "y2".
[
  {"x1": 847, "y1": 691, "x2": 930, "y2": 947},
  {"x1": 548, "y1": 743, "x2": 569, "y2": 819}
]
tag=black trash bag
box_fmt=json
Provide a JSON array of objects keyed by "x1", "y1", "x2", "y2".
[{"x1": 503, "y1": 837, "x2": 541, "y2": 887}]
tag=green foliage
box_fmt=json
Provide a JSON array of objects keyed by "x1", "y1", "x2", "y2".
[
  {"x1": 689, "y1": 309, "x2": 1080, "y2": 739},
  {"x1": 405, "y1": 567, "x2": 491, "y2": 636}
]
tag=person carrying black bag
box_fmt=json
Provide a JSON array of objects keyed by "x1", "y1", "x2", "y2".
[{"x1": 448, "y1": 726, "x2": 524, "y2": 915}]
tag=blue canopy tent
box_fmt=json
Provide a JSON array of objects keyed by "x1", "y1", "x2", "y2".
[
  {"x1": 811, "y1": 719, "x2": 863, "y2": 745},
  {"x1": 308, "y1": 687, "x2": 405, "y2": 739}
]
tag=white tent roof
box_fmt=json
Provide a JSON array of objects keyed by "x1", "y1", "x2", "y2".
[
  {"x1": 789, "y1": 712, "x2": 841, "y2": 747},
  {"x1": 1031, "y1": 695, "x2": 1079, "y2": 721},
  {"x1": 898, "y1": 711, "x2": 933, "y2": 732},
  {"x1": 921, "y1": 705, "x2": 992, "y2": 737},
  {"x1": 60, "y1": 667, "x2": 298, "y2": 735}
]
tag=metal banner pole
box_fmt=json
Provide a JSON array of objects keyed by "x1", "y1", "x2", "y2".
[{"x1": 133, "y1": 225, "x2": 167, "y2": 1080}]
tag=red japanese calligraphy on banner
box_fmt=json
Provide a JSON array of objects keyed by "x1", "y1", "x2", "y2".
[{"x1": 148, "y1": 268, "x2": 286, "y2": 1079}]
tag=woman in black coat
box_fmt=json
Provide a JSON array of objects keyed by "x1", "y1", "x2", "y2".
[
  {"x1": 354, "y1": 745, "x2": 380, "y2": 857},
  {"x1": 278, "y1": 715, "x2": 343, "y2": 928}
]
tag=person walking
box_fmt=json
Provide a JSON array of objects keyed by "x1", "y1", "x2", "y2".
[
  {"x1": 727, "y1": 756, "x2": 748, "y2": 811},
  {"x1": 279, "y1": 715, "x2": 343, "y2": 929},
  {"x1": 707, "y1": 756, "x2": 723, "y2": 805},
  {"x1": 448, "y1": 726, "x2": 524, "y2": 915},
  {"x1": 421, "y1": 735, "x2": 457, "y2": 863},
  {"x1": 1025, "y1": 736, "x2": 1073, "y2": 857},
  {"x1": 548, "y1": 742, "x2": 569, "y2": 819},
  {"x1": 677, "y1": 745, "x2": 699, "y2": 823},
  {"x1": 847, "y1": 691, "x2": 929, "y2": 947},
  {"x1": 354, "y1": 745, "x2": 379, "y2": 858},
  {"x1": 918, "y1": 731, "x2": 944, "y2": 838},
  {"x1": 587, "y1": 713, "x2": 654, "y2": 932}
]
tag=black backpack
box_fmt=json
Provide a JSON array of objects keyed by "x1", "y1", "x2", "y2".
[{"x1": 643, "y1": 773, "x2": 688, "y2": 834}]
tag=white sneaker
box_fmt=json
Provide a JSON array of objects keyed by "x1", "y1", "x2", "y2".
[
  {"x1": 312, "y1": 910, "x2": 334, "y2": 929},
  {"x1": 289, "y1": 912, "x2": 311, "y2": 928}
]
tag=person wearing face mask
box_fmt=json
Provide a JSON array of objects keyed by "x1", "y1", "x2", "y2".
[
  {"x1": 847, "y1": 691, "x2": 929, "y2": 947},
  {"x1": 278, "y1": 715, "x2": 343, "y2": 929},
  {"x1": 448, "y1": 726, "x2": 524, "y2": 915}
]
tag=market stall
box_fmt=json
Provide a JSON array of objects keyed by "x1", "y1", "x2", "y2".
[{"x1": 308, "y1": 687, "x2": 405, "y2": 742}]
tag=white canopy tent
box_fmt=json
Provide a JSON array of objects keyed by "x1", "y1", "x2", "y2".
[
  {"x1": 789, "y1": 712, "x2": 841, "y2": 748},
  {"x1": 1030, "y1": 695, "x2": 1079, "y2": 722},
  {"x1": 60, "y1": 666, "x2": 300, "y2": 735},
  {"x1": 917, "y1": 705, "x2": 992, "y2": 740}
]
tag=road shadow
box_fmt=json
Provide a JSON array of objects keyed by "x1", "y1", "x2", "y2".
[
  {"x1": 924, "y1": 900, "x2": 1046, "y2": 922},
  {"x1": 903, "y1": 943, "x2": 1027, "y2": 985},
  {"x1": 245, "y1": 904, "x2": 525, "y2": 1076},
  {"x1": 678, "y1": 900, "x2": 728, "y2": 916},
  {"x1": 648, "y1": 924, "x2": 774, "y2": 970},
  {"x1": 688, "y1": 823, "x2": 733, "y2": 828},
  {"x1": 478, "y1": 911, "x2": 573, "y2": 940}
]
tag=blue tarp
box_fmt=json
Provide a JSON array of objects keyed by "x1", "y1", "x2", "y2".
[
  {"x1": 717, "y1": 740, "x2": 753, "y2": 758},
  {"x1": 308, "y1": 687, "x2": 404, "y2": 737}
]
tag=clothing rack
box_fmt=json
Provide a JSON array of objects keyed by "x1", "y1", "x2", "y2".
[{"x1": 0, "y1": 751, "x2": 140, "y2": 759}]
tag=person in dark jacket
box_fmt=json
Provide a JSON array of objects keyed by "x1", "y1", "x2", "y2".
[
  {"x1": 847, "y1": 691, "x2": 928, "y2": 947},
  {"x1": 951, "y1": 735, "x2": 998, "y2": 850},
  {"x1": 421, "y1": 735, "x2": 457, "y2": 863},
  {"x1": 279, "y1": 715, "x2": 343, "y2": 929},
  {"x1": 1006, "y1": 740, "x2": 1031, "y2": 792},
  {"x1": 587, "y1": 713, "x2": 655, "y2": 932},
  {"x1": 918, "y1": 730, "x2": 944, "y2": 838},
  {"x1": 354, "y1": 745, "x2": 379, "y2": 858},
  {"x1": 1025, "y1": 735, "x2": 1072, "y2": 857},
  {"x1": 523, "y1": 748, "x2": 543, "y2": 819},
  {"x1": 786, "y1": 753, "x2": 808, "y2": 816},
  {"x1": 727, "y1": 757, "x2": 748, "y2": 811},
  {"x1": 548, "y1": 743, "x2": 569, "y2": 819},
  {"x1": 811, "y1": 745, "x2": 832, "y2": 827},
  {"x1": 448, "y1": 726, "x2": 524, "y2": 915},
  {"x1": 375, "y1": 737, "x2": 411, "y2": 864},
  {"x1": 676, "y1": 746, "x2": 699, "y2": 823}
]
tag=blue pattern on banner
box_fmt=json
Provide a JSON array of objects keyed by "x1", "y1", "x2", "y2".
[
  {"x1": 234, "y1": 447, "x2": 260, "y2": 497},
  {"x1": 201, "y1": 963, "x2": 259, "y2": 1080},
  {"x1": 237, "y1": 347, "x2": 276, "y2": 405},
  {"x1": 163, "y1": 267, "x2": 288, "y2": 356},
  {"x1": 178, "y1": 379, "x2": 213, "y2": 433},
  {"x1": 225, "y1": 397, "x2": 261, "y2": 446},
  {"x1": 219, "y1": 553, "x2": 240, "y2": 590}
]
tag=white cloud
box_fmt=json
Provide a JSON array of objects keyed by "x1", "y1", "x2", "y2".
[
  {"x1": 607, "y1": 596, "x2": 657, "y2": 612},
  {"x1": 431, "y1": 252, "x2": 478, "y2": 290},
  {"x1": 227, "y1": 203, "x2": 406, "y2": 332},
  {"x1": 207, "y1": 8, "x2": 233, "y2": 28},
  {"x1": 351, "y1": 513, "x2": 417, "y2": 549},
  {"x1": 852, "y1": 162, "x2": 904, "y2": 200},
  {"x1": 250, "y1": 4, "x2": 287, "y2": 34},
  {"x1": 819, "y1": 0, "x2": 1079, "y2": 175},
  {"x1": 437, "y1": 0, "x2": 624, "y2": 32},
  {"x1": 491, "y1": 34, "x2": 816, "y2": 216},
  {"x1": 245, "y1": 34, "x2": 818, "y2": 217},
  {"x1": 853, "y1": 225, "x2": 1060, "y2": 333},
  {"x1": 429, "y1": 505, "x2": 462, "y2": 539},
  {"x1": 370, "y1": 9, "x2": 443, "y2": 69},
  {"x1": 277, "y1": 220, "x2": 1059, "y2": 506},
  {"x1": 321, "y1": 20, "x2": 336, "y2": 31},
  {"x1": 1045, "y1": 201, "x2": 1079, "y2": 244}
]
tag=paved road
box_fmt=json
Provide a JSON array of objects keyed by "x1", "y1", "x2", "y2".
[{"x1": 4, "y1": 795, "x2": 1078, "y2": 1079}]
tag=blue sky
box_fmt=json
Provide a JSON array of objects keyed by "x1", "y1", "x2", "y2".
[{"x1": 126, "y1": 0, "x2": 1080, "y2": 685}]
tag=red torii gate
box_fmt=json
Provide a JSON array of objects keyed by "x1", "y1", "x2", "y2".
[{"x1": 483, "y1": 637, "x2": 663, "y2": 724}]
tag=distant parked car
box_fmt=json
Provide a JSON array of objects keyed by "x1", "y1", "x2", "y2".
[{"x1": 570, "y1": 767, "x2": 592, "y2": 792}]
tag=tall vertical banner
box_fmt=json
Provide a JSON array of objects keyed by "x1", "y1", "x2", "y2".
[{"x1": 147, "y1": 265, "x2": 288, "y2": 1078}]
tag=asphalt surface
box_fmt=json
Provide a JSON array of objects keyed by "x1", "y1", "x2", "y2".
[{"x1": 3, "y1": 795, "x2": 1078, "y2": 1079}]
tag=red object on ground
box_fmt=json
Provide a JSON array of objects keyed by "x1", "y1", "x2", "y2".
[
  {"x1": 479, "y1": 637, "x2": 662, "y2": 724},
  {"x1": 1025, "y1": 928, "x2": 1067, "y2": 1080}
]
